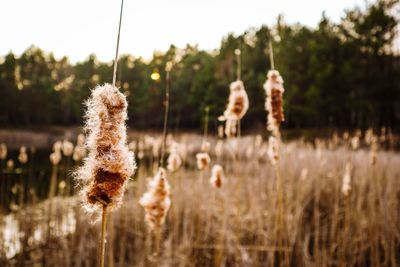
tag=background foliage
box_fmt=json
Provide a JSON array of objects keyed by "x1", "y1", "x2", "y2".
[{"x1": 0, "y1": 0, "x2": 399, "y2": 132}]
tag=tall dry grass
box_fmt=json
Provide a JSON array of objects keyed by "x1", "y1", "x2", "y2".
[{"x1": 1, "y1": 134, "x2": 400, "y2": 267}]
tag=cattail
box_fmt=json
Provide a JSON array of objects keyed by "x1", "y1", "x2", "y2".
[
  {"x1": 343, "y1": 131, "x2": 349, "y2": 141},
  {"x1": 50, "y1": 150, "x2": 62, "y2": 165},
  {"x1": 77, "y1": 133, "x2": 85, "y2": 146},
  {"x1": 6, "y1": 159, "x2": 14, "y2": 170},
  {"x1": 196, "y1": 152, "x2": 211, "y2": 170},
  {"x1": 364, "y1": 128, "x2": 374, "y2": 145},
  {"x1": 18, "y1": 146, "x2": 28, "y2": 164},
  {"x1": 53, "y1": 141, "x2": 62, "y2": 152},
  {"x1": 267, "y1": 136, "x2": 279, "y2": 165},
  {"x1": 217, "y1": 125, "x2": 224, "y2": 139},
  {"x1": 62, "y1": 140, "x2": 74, "y2": 157},
  {"x1": 255, "y1": 134, "x2": 263, "y2": 148},
  {"x1": 351, "y1": 136, "x2": 359, "y2": 150},
  {"x1": 215, "y1": 140, "x2": 223, "y2": 159},
  {"x1": 139, "y1": 168, "x2": 171, "y2": 230},
  {"x1": 75, "y1": 84, "x2": 136, "y2": 210},
  {"x1": 128, "y1": 140, "x2": 137, "y2": 152},
  {"x1": 167, "y1": 152, "x2": 182, "y2": 172},
  {"x1": 264, "y1": 70, "x2": 284, "y2": 137},
  {"x1": 224, "y1": 118, "x2": 237, "y2": 138},
  {"x1": 370, "y1": 136, "x2": 378, "y2": 166},
  {"x1": 210, "y1": 164, "x2": 224, "y2": 188},
  {"x1": 0, "y1": 143, "x2": 7, "y2": 160},
  {"x1": 73, "y1": 145, "x2": 86, "y2": 162},
  {"x1": 379, "y1": 127, "x2": 386, "y2": 143},
  {"x1": 201, "y1": 141, "x2": 210, "y2": 152},
  {"x1": 341, "y1": 163, "x2": 352, "y2": 196},
  {"x1": 223, "y1": 80, "x2": 249, "y2": 121}
]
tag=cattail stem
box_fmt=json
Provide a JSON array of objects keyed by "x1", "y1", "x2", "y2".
[
  {"x1": 203, "y1": 106, "x2": 210, "y2": 141},
  {"x1": 159, "y1": 70, "x2": 170, "y2": 168},
  {"x1": 273, "y1": 138, "x2": 286, "y2": 264},
  {"x1": 236, "y1": 49, "x2": 241, "y2": 81},
  {"x1": 268, "y1": 34, "x2": 275, "y2": 70},
  {"x1": 99, "y1": 205, "x2": 108, "y2": 267},
  {"x1": 237, "y1": 119, "x2": 241, "y2": 138},
  {"x1": 112, "y1": 0, "x2": 124, "y2": 86}
]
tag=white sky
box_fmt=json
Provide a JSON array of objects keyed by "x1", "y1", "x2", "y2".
[{"x1": 0, "y1": 0, "x2": 367, "y2": 63}]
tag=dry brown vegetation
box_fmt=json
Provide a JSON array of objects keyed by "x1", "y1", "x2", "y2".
[{"x1": 1, "y1": 133, "x2": 400, "y2": 267}]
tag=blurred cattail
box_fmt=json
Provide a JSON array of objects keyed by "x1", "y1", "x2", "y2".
[
  {"x1": 18, "y1": 146, "x2": 28, "y2": 164},
  {"x1": 267, "y1": 136, "x2": 279, "y2": 165},
  {"x1": 6, "y1": 159, "x2": 14, "y2": 170},
  {"x1": 224, "y1": 118, "x2": 237, "y2": 138},
  {"x1": 215, "y1": 140, "x2": 223, "y2": 159},
  {"x1": 379, "y1": 127, "x2": 386, "y2": 143},
  {"x1": 370, "y1": 136, "x2": 378, "y2": 166},
  {"x1": 77, "y1": 133, "x2": 85, "y2": 146},
  {"x1": 341, "y1": 163, "x2": 352, "y2": 196},
  {"x1": 53, "y1": 141, "x2": 62, "y2": 152},
  {"x1": 50, "y1": 150, "x2": 62, "y2": 165},
  {"x1": 73, "y1": 145, "x2": 86, "y2": 162},
  {"x1": 128, "y1": 140, "x2": 137, "y2": 152},
  {"x1": 0, "y1": 143, "x2": 7, "y2": 160},
  {"x1": 196, "y1": 152, "x2": 211, "y2": 170},
  {"x1": 167, "y1": 151, "x2": 182, "y2": 172},
  {"x1": 75, "y1": 84, "x2": 136, "y2": 210},
  {"x1": 152, "y1": 138, "x2": 162, "y2": 158},
  {"x1": 254, "y1": 134, "x2": 263, "y2": 148},
  {"x1": 210, "y1": 164, "x2": 224, "y2": 188},
  {"x1": 217, "y1": 125, "x2": 224, "y2": 139},
  {"x1": 343, "y1": 131, "x2": 349, "y2": 141},
  {"x1": 351, "y1": 136, "x2": 359, "y2": 150},
  {"x1": 364, "y1": 128, "x2": 374, "y2": 145},
  {"x1": 62, "y1": 140, "x2": 74, "y2": 157},
  {"x1": 264, "y1": 70, "x2": 284, "y2": 137},
  {"x1": 201, "y1": 141, "x2": 210, "y2": 152},
  {"x1": 139, "y1": 168, "x2": 171, "y2": 230},
  {"x1": 223, "y1": 80, "x2": 249, "y2": 120}
]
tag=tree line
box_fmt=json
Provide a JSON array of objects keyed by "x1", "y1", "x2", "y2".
[{"x1": 0, "y1": 0, "x2": 399, "y2": 133}]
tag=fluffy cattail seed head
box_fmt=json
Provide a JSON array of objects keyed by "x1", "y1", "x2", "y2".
[
  {"x1": 196, "y1": 152, "x2": 211, "y2": 170},
  {"x1": 139, "y1": 168, "x2": 171, "y2": 230},
  {"x1": 223, "y1": 80, "x2": 249, "y2": 120},
  {"x1": 210, "y1": 164, "x2": 224, "y2": 188},
  {"x1": 264, "y1": 70, "x2": 284, "y2": 137},
  {"x1": 167, "y1": 152, "x2": 182, "y2": 172},
  {"x1": 75, "y1": 84, "x2": 136, "y2": 211}
]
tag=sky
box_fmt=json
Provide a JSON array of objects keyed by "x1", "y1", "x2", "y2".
[{"x1": 0, "y1": 0, "x2": 369, "y2": 63}]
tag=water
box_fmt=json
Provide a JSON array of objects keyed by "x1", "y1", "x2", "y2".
[{"x1": 0, "y1": 149, "x2": 77, "y2": 213}]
